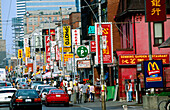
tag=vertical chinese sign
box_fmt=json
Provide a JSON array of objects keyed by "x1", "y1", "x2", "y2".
[
  {"x1": 95, "y1": 22, "x2": 113, "y2": 64},
  {"x1": 145, "y1": 0, "x2": 166, "y2": 22},
  {"x1": 45, "y1": 36, "x2": 51, "y2": 64},
  {"x1": 143, "y1": 60, "x2": 163, "y2": 88}
]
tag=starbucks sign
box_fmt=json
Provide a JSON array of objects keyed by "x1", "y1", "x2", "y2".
[{"x1": 77, "y1": 46, "x2": 88, "y2": 58}]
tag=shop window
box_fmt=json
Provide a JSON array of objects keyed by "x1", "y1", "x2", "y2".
[{"x1": 153, "y1": 22, "x2": 164, "y2": 46}]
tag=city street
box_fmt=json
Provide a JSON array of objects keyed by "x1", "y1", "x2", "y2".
[
  {"x1": 0, "y1": 104, "x2": 143, "y2": 110},
  {"x1": 0, "y1": 100, "x2": 144, "y2": 110}
]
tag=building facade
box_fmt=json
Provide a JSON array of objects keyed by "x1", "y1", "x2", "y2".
[
  {"x1": 115, "y1": 0, "x2": 170, "y2": 101},
  {"x1": 0, "y1": 0, "x2": 2, "y2": 39}
]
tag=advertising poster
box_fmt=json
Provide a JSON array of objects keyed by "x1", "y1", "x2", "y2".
[
  {"x1": 143, "y1": 60, "x2": 163, "y2": 88},
  {"x1": 63, "y1": 26, "x2": 71, "y2": 47},
  {"x1": 45, "y1": 36, "x2": 51, "y2": 64},
  {"x1": 95, "y1": 22, "x2": 113, "y2": 64}
]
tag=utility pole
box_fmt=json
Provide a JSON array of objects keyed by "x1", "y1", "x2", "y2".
[
  {"x1": 60, "y1": 7, "x2": 65, "y2": 80},
  {"x1": 98, "y1": 0, "x2": 106, "y2": 110},
  {"x1": 49, "y1": 17, "x2": 53, "y2": 86}
]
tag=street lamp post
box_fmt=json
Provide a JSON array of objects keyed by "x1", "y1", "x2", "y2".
[
  {"x1": 60, "y1": 7, "x2": 65, "y2": 80},
  {"x1": 98, "y1": 0, "x2": 106, "y2": 110}
]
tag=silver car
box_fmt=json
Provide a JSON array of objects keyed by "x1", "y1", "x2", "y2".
[{"x1": 18, "y1": 82, "x2": 28, "y2": 89}]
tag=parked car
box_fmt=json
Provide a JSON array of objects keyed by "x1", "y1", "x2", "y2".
[
  {"x1": 9, "y1": 89, "x2": 42, "y2": 110},
  {"x1": 39, "y1": 87, "x2": 56, "y2": 102},
  {"x1": 18, "y1": 82, "x2": 29, "y2": 89},
  {"x1": 45, "y1": 89, "x2": 69, "y2": 107},
  {"x1": 0, "y1": 88, "x2": 17, "y2": 104},
  {"x1": 16, "y1": 78, "x2": 26, "y2": 83}
]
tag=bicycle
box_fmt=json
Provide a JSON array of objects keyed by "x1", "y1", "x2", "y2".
[{"x1": 158, "y1": 95, "x2": 170, "y2": 110}]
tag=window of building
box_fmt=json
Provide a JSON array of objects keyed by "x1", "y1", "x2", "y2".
[
  {"x1": 153, "y1": 22, "x2": 164, "y2": 46},
  {"x1": 29, "y1": 26, "x2": 33, "y2": 31},
  {"x1": 29, "y1": 22, "x2": 32, "y2": 25}
]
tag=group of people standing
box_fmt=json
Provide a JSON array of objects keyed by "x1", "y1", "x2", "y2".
[{"x1": 59, "y1": 79, "x2": 95, "y2": 104}]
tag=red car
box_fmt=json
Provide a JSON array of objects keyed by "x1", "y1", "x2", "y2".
[{"x1": 45, "y1": 89, "x2": 69, "y2": 107}]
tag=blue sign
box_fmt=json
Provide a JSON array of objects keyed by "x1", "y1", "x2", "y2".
[
  {"x1": 143, "y1": 60, "x2": 163, "y2": 89},
  {"x1": 88, "y1": 26, "x2": 95, "y2": 34}
]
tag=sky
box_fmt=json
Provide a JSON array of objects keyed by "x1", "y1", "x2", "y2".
[{"x1": 2, "y1": 0, "x2": 16, "y2": 56}]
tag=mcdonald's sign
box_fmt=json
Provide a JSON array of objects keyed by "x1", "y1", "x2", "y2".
[{"x1": 143, "y1": 60, "x2": 163, "y2": 88}]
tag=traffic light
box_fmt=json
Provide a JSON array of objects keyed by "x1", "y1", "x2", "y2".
[{"x1": 18, "y1": 49, "x2": 23, "y2": 59}]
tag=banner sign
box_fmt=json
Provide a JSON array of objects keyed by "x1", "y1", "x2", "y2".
[
  {"x1": 143, "y1": 60, "x2": 163, "y2": 88},
  {"x1": 90, "y1": 41, "x2": 96, "y2": 53},
  {"x1": 55, "y1": 46, "x2": 60, "y2": 61},
  {"x1": 25, "y1": 47, "x2": 30, "y2": 58},
  {"x1": 51, "y1": 41, "x2": 56, "y2": 60},
  {"x1": 95, "y1": 22, "x2": 113, "y2": 64},
  {"x1": 61, "y1": 53, "x2": 73, "y2": 62},
  {"x1": 119, "y1": 54, "x2": 169, "y2": 65},
  {"x1": 59, "y1": 47, "x2": 71, "y2": 52},
  {"x1": 145, "y1": 0, "x2": 166, "y2": 22},
  {"x1": 77, "y1": 60, "x2": 91, "y2": 69},
  {"x1": 45, "y1": 36, "x2": 51, "y2": 64},
  {"x1": 63, "y1": 26, "x2": 71, "y2": 47},
  {"x1": 72, "y1": 29, "x2": 80, "y2": 45}
]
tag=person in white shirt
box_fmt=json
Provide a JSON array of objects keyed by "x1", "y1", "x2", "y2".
[
  {"x1": 127, "y1": 80, "x2": 132, "y2": 102},
  {"x1": 89, "y1": 83, "x2": 95, "y2": 102},
  {"x1": 67, "y1": 84, "x2": 72, "y2": 103}
]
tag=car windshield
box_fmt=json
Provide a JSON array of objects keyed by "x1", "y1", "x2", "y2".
[
  {"x1": 50, "y1": 90, "x2": 64, "y2": 94},
  {"x1": 17, "y1": 90, "x2": 38, "y2": 96},
  {"x1": 22, "y1": 79, "x2": 26, "y2": 82},
  {"x1": 6, "y1": 83, "x2": 12, "y2": 86},
  {"x1": 0, "y1": 90, "x2": 16, "y2": 93}
]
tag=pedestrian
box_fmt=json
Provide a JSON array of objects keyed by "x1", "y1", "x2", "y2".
[
  {"x1": 12, "y1": 81, "x2": 15, "y2": 88},
  {"x1": 89, "y1": 83, "x2": 95, "y2": 102},
  {"x1": 82, "y1": 81, "x2": 88, "y2": 103},
  {"x1": 73, "y1": 83, "x2": 79, "y2": 104},
  {"x1": 79, "y1": 82, "x2": 83, "y2": 103},
  {"x1": 127, "y1": 80, "x2": 132, "y2": 102},
  {"x1": 67, "y1": 84, "x2": 72, "y2": 103},
  {"x1": 87, "y1": 86, "x2": 90, "y2": 102}
]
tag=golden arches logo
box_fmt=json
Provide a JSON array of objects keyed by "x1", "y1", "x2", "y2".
[{"x1": 147, "y1": 62, "x2": 160, "y2": 76}]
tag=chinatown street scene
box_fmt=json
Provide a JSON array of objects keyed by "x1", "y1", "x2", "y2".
[{"x1": 0, "y1": 0, "x2": 170, "y2": 110}]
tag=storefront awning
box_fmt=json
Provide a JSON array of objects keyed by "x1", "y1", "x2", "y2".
[{"x1": 158, "y1": 37, "x2": 170, "y2": 49}]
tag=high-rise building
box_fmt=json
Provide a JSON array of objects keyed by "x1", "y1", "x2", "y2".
[
  {"x1": 13, "y1": 0, "x2": 80, "y2": 54},
  {"x1": 0, "y1": 0, "x2": 3, "y2": 39},
  {"x1": 15, "y1": 0, "x2": 80, "y2": 38}
]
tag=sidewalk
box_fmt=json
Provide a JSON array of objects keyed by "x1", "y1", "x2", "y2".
[{"x1": 71, "y1": 96, "x2": 143, "y2": 108}]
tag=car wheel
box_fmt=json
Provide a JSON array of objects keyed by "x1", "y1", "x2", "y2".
[{"x1": 64, "y1": 102, "x2": 69, "y2": 107}]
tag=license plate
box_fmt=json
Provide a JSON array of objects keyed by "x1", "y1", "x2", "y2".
[
  {"x1": 56, "y1": 95, "x2": 61, "y2": 97},
  {"x1": 25, "y1": 99, "x2": 31, "y2": 102}
]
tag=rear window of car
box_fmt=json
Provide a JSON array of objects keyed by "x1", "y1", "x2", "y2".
[
  {"x1": 0, "y1": 83, "x2": 6, "y2": 87},
  {"x1": 50, "y1": 90, "x2": 64, "y2": 94},
  {"x1": 0, "y1": 90, "x2": 16, "y2": 93},
  {"x1": 17, "y1": 90, "x2": 38, "y2": 96},
  {"x1": 38, "y1": 86, "x2": 49, "y2": 90}
]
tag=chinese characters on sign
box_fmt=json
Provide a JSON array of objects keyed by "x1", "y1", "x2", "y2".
[
  {"x1": 119, "y1": 54, "x2": 169, "y2": 65},
  {"x1": 145, "y1": 0, "x2": 166, "y2": 22},
  {"x1": 95, "y1": 22, "x2": 113, "y2": 64}
]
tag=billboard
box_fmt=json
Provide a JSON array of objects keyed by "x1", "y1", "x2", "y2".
[
  {"x1": 72, "y1": 29, "x2": 80, "y2": 45},
  {"x1": 77, "y1": 60, "x2": 91, "y2": 69},
  {"x1": 119, "y1": 54, "x2": 169, "y2": 65},
  {"x1": 95, "y1": 22, "x2": 113, "y2": 64},
  {"x1": 145, "y1": 0, "x2": 166, "y2": 22},
  {"x1": 90, "y1": 41, "x2": 96, "y2": 53},
  {"x1": 143, "y1": 60, "x2": 163, "y2": 88},
  {"x1": 63, "y1": 26, "x2": 71, "y2": 47},
  {"x1": 45, "y1": 36, "x2": 51, "y2": 64}
]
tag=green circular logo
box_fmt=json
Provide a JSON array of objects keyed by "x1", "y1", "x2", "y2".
[{"x1": 77, "y1": 46, "x2": 88, "y2": 58}]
